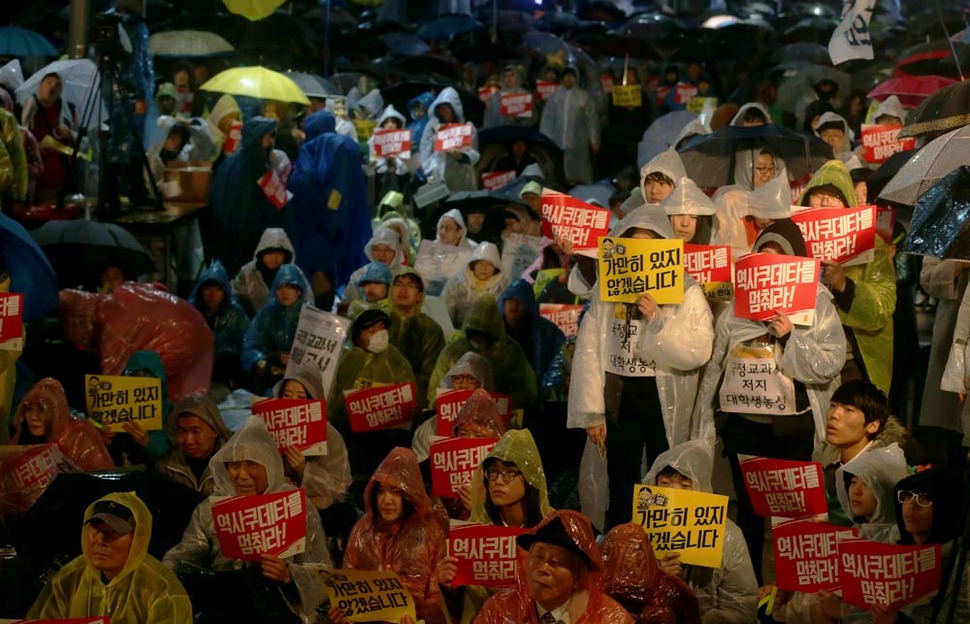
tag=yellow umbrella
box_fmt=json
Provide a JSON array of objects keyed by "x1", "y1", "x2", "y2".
[
  {"x1": 199, "y1": 66, "x2": 310, "y2": 105},
  {"x1": 221, "y1": 0, "x2": 286, "y2": 21}
]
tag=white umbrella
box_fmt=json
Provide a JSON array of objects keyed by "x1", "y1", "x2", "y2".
[
  {"x1": 879, "y1": 126, "x2": 970, "y2": 205},
  {"x1": 15, "y1": 59, "x2": 106, "y2": 130},
  {"x1": 149, "y1": 30, "x2": 235, "y2": 57},
  {"x1": 284, "y1": 71, "x2": 338, "y2": 98}
]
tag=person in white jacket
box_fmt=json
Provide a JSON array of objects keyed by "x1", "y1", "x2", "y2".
[
  {"x1": 441, "y1": 241, "x2": 509, "y2": 328},
  {"x1": 419, "y1": 87, "x2": 479, "y2": 185}
]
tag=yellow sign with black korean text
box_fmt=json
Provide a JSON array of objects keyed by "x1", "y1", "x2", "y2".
[
  {"x1": 611, "y1": 85, "x2": 642, "y2": 107},
  {"x1": 317, "y1": 568, "x2": 417, "y2": 623},
  {"x1": 632, "y1": 484, "x2": 728, "y2": 568},
  {"x1": 598, "y1": 237, "x2": 684, "y2": 305},
  {"x1": 85, "y1": 374, "x2": 163, "y2": 432}
]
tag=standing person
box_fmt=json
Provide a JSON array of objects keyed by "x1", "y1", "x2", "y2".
[
  {"x1": 540, "y1": 66, "x2": 600, "y2": 186},
  {"x1": 206, "y1": 94, "x2": 242, "y2": 161},
  {"x1": 155, "y1": 395, "x2": 230, "y2": 494},
  {"x1": 484, "y1": 65, "x2": 534, "y2": 129},
  {"x1": 419, "y1": 87, "x2": 480, "y2": 187},
  {"x1": 21, "y1": 72, "x2": 73, "y2": 203},
  {"x1": 28, "y1": 492, "x2": 193, "y2": 623},
  {"x1": 387, "y1": 269, "x2": 446, "y2": 409}
]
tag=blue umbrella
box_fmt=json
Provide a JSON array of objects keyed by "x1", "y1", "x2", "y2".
[
  {"x1": 379, "y1": 32, "x2": 431, "y2": 56},
  {"x1": 0, "y1": 213, "x2": 59, "y2": 320},
  {"x1": 0, "y1": 26, "x2": 58, "y2": 57},
  {"x1": 417, "y1": 14, "x2": 484, "y2": 40}
]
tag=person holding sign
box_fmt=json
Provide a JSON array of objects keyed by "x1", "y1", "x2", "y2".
[
  {"x1": 640, "y1": 150, "x2": 685, "y2": 204},
  {"x1": 540, "y1": 66, "x2": 601, "y2": 186},
  {"x1": 367, "y1": 104, "x2": 410, "y2": 180},
  {"x1": 443, "y1": 242, "x2": 509, "y2": 328},
  {"x1": 712, "y1": 148, "x2": 792, "y2": 256},
  {"x1": 163, "y1": 417, "x2": 331, "y2": 622},
  {"x1": 155, "y1": 395, "x2": 231, "y2": 495},
  {"x1": 28, "y1": 492, "x2": 193, "y2": 624},
  {"x1": 814, "y1": 112, "x2": 864, "y2": 170},
  {"x1": 418, "y1": 87, "x2": 480, "y2": 186},
  {"x1": 661, "y1": 177, "x2": 717, "y2": 245},
  {"x1": 484, "y1": 65, "x2": 535, "y2": 129}
]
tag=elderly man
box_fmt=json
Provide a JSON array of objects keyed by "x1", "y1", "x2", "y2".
[
  {"x1": 28, "y1": 492, "x2": 193, "y2": 623},
  {"x1": 155, "y1": 395, "x2": 231, "y2": 494}
]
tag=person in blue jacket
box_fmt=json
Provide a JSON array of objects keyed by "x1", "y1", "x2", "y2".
[
  {"x1": 188, "y1": 259, "x2": 249, "y2": 390},
  {"x1": 498, "y1": 278, "x2": 566, "y2": 383},
  {"x1": 241, "y1": 264, "x2": 308, "y2": 393}
]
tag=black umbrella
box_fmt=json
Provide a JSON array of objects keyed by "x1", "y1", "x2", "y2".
[
  {"x1": 381, "y1": 79, "x2": 485, "y2": 127},
  {"x1": 902, "y1": 166, "x2": 970, "y2": 259},
  {"x1": 478, "y1": 126, "x2": 564, "y2": 184},
  {"x1": 366, "y1": 54, "x2": 460, "y2": 83},
  {"x1": 868, "y1": 147, "x2": 918, "y2": 203},
  {"x1": 677, "y1": 124, "x2": 834, "y2": 187},
  {"x1": 31, "y1": 219, "x2": 158, "y2": 289},
  {"x1": 898, "y1": 80, "x2": 970, "y2": 140},
  {"x1": 767, "y1": 42, "x2": 832, "y2": 66}
]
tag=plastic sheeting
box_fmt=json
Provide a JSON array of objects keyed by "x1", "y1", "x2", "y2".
[
  {"x1": 468, "y1": 428, "x2": 552, "y2": 527},
  {"x1": 836, "y1": 443, "x2": 910, "y2": 542}
]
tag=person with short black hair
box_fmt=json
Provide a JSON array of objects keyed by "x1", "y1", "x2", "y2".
[{"x1": 387, "y1": 268, "x2": 446, "y2": 408}]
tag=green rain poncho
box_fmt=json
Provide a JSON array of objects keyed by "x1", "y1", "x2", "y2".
[
  {"x1": 28, "y1": 491, "x2": 193, "y2": 624},
  {"x1": 387, "y1": 269, "x2": 447, "y2": 409},
  {"x1": 0, "y1": 107, "x2": 27, "y2": 203},
  {"x1": 468, "y1": 428, "x2": 554, "y2": 526}
]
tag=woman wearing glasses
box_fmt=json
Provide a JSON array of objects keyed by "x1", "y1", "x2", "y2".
[{"x1": 469, "y1": 429, "x2": 554, "y2": 529}]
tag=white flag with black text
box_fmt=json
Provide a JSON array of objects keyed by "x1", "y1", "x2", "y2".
[{"x1": 828, "y1": 0, "x2": 877, "y2": 65}]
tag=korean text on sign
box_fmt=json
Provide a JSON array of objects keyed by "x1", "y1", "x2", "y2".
[
  {"x1": 861, "y1": 124, "x2": 916, "y2": 164},
  {"x1": 539, "y1": 189, "x2": 611, "y2": 250},
  {"x1": 253, "y1": 398, "x2": 328, "y2": 455},
  {"x1": 482, "y1": 170, "x2": 516, "y2": 191},
  {"x1": 536, "y1": 80, "x2": 559, "y2": 101},
  {"x1": 611, "y1": 85, "x2": 642, "y2": 107},
  {"x1": 211, "y1": 489, "x2": 307, "y2": 561},
  {"x1": 773, "y1": 519, "x2": 858, "y2": 593},
  {"x1": 0, "y1": 443, "x2": 73, "y2": 513},
  {"x1": 684, "y1": 244, "x2": 732, "y2": 300},
  {"x1": 500, "y1": 92, "x2": 533, "y2": 118},
  {"x1": 319, "y1": 568, "x2": 416, "y2": 623},
  {"x1": 286, "y1": 304, "x2": 350, "y2": 397},
  {"x1": 539, "y1": 303, "x2": 584, "y2": 339},
  {"x1": 85, "y1": 375, "x2": 163, "y2": 432},
  {"x1": 598, "y1": 237, "x2": 684, "y2": 305},
  {"x1": 0, "y1": 292, "x2": 24, "y2": 344},
  {"x1": 839, "y1": 540, "x2": 941, "y2": 610},
  {"x1": 739, "y1": 455, "x2": 827, "y2": 517},
  {"x1": 733, "y1": 253, "x2": 819, "y2": 325},
  {"x1": 450, "y1": 523, "x2": 526, "y2": 588},
  {"x1": 345, "y1": 382, "x2": 418, "y2": 433},
  {"x1": 373, "y1": 128, "x2": 412, "y2": 158},
  {"x1": 434, "y1": 123, "x2": 474, "y2": 152},
  {"x1": 632, "y1": 484, "x2": 727, "y2": 568},
  {"x1": 792, "y1": 205, "x2": 877, "y2": 266},
  {"x1": 430, "y1": 437, "x2": 499, "y2": 498},
  {"x1": 435, "y1": 388, "x2": 512, "y2": 436}
]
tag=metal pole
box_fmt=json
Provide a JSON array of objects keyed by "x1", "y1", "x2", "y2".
[{"x1": 68, "y1": 0, "x2": 91, "y2": 59}]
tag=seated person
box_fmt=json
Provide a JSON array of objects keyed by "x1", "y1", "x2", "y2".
[
  {"x1": 147, "y1": 116, "x2": 214, "y2": 187},
  {"x1": 499, "y1": 278, "x2": 565, "y2": 383},
  {"x1": 387, "y1": 269, "x2": 447, "y2": 409},
  {"x1": 436, "y1": 208, "x2": 477, "y2": 249},
  {"x1": 442, "y1": 242, "x2": 508, "y2": 328},
  {"x1": 188, "y1": 259, "x2": 249, "y2": 390},
  {"x1": 341, "y1": 227, "x2": 404, "y2": 311},
  {"x1": 155, "y1": 395, "x2": 231, "y2": 494},
  {"x1": 102, "y1": 351, "x2": 176, "y2": 466},
  {"x1": 232, "y1": 228, "x2": 298, "y2": 317},
  {"x1": 835, "y1": 443, "x2": 910, "y2": 543},
  {"x1": 345, "y1": 261, "x2": 392, "y2": 319},
  {"x1": 28, "y1": 492, "x2": 192, "y2": 623},
  {"x1": 660, "y1": 176, "x2": 717, "y2": 244},
  {"x1": 469, "y1": 428, "x2": 553, "y2": 529}
]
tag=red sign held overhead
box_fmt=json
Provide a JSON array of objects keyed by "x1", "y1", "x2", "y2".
[
  {"x1": 435, "y1": 389, "x2": 512, "y2": 437},
  {"x1": 429, "y1": 437, "x2": 499, "y2": 498},
  {"x1": 861, "y1": 124, "x2": 916, "y2": 164},
  {"x1": 373, "y1": 129, "x2": 412, "y2": 158},
  {"x1": 792, "y1": 205, "x2": 877, "y2": 267},
  {"x1": 345, "y1": 382, "x2": 418, "y2": 432},
  {"x1": 539, "y1": 303, "x2": 584, "y2": 338},
  {"x1": 733, "y1": 253, "x2": 819, "y2": 326},
  {"x1": 540, "y1": 189, "x2": 611, "y2": 250},
  {"x1": 839, "y1": 540, "x2": 941, "y2": 610},
  {"x1": 434, "y1": 123, "x2": 474, "y2": 152},
  {"x1": 0, "y1": 293, "x2": 24, "y2": 343},
  {"x1": 739, "y1": 455, "x2": 827, "y2": 518},
  {"x1": 258, "y1": 169, "x2": 291, "y2": 210},
  {"x1": 450, "y1": 523, "x2": 526, "y2": 588},
  {"x1": 252, "y1": 398, "x2": 328, "y2": 455},
  {"x1": 478, "y1": 86, "x2": 497, "y2": 103},
  {"x1": 211, "y1": 489, "x2": 307, "y2": 561},
  {"x1": 482, "y1": 170, "x2": 516, "y2": 191},
  {"x1": 773, "y1": 519, "x2": 857, "y2": 593},
  {"x1": 499, "y1": 92, "x2": 533, "y2": 118},
  {"x1": 536, "y1": 80, "x2": 559, "y2": 101}
]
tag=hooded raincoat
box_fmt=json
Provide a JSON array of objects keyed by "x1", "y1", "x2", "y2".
[
  {"x1": 712, "y1": 151, "x2": 792, "y2": 256},
  {"x1": 231, "y1": 228, "x2": 297, "y2": 317},
  {"x1": 835, "y1": 442, "x2": 910, "y2": 543},
  {"x1": 368, "y1": 104, "x2": 409, "y2": 175},
  {"x1": 436, "y1": 208, "x2": 478, "y2": 249},
  {"x1": 344, "y1": 447, "x2": 448, "y2": 624},
  {"x1": 419, "y1": 87, "x2": 480, "y2": 184},
  {"x1": 642, "y1": 440, "x2": 759, "y2": 624},
  {"x1": 155, "y1": 395, "x2": 231, "y2": 494},
  {"x1": 660, "y1": 176, "x2": 717, "y2": 244},
  {"x1": 190, "y1": 259, "x2": 249, "y2": 357},
  {"x1": 640, "y1": 150, "x2": 688, "y2": 199},
  {"x1": 118, "y1": 350, "x2": 176, "y2": 462},
  {"x1": 146, "y1": 115, "x2": 214, "y2": 185},
  {"x1": 206, "y1": 94, "x2": 241, "y2": 156},
  {"x1": 343, "y1": 227, "x2": 405, "y2": 309},
  {"x1": 539, "y1": 75, "x2": 601, "y2": 185},
  {"x1": 498, "y1": 278, "x2": 566, "y2": 382},
  {"x1": 468, "y1": 428, "x2": 553, "y2": 526},
  {"x1": 388, "y1": 269, "x2": 447, "y2": 409},
  {"x1": 162, "y1": 417, "x2": 331, "y2": 622},
  {"x1": 443, "y1": 241, "x2": 509, "y2": 327},
  {"x1": 407, "y1": 91, "x2": 435, "y2": 154},
  {"x1": 872, "y1": 95, "x2": 906, "y2": 124},
  {"x1": 241, "y1": 264, "x2": 309, "y2": 373},
  {"x1": 29, "y1": 492, "x2": 193, "y2": 623},
  {"x1": 815, "y1": 112, "x2": 862, "y2": 169},
  {"x1": 729, "y1": 102, "x2": 773, "y2": 127}
]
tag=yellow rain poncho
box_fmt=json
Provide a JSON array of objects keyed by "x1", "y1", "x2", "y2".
[{"x1": 468, "y1": 428, "x2": 554, "y2": 526}]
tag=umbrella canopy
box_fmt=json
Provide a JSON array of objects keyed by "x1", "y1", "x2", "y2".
[
  {"x1": 200, "y1": 65, "x2": 309, "y2": 105},
  {"x1": 381, "y1": 79, "x2": 484, "y2": 127},
  {"x1": 878, "y1": 126, "x2": 970, "y2": 206},
  {"x1": 477, "y1": 125, "x2": 564, "y2": 183},
  {"x1": 782, "y1": 16, "x2": 839, "y2": 44},
  {"x1": 677, "y1": 124, "x2": 834, "y2": 187},
  {"x1": 638, "y1": 110, "x2": 699, "y2": 166},
  {"x1": 149, "y1": 30, "x2": 235, "y2": 57},
  {"x1": 0, "y1": 213, "x2": 58, "y2": 320},
  {"x1": 902, "y1": 166, "x2": 970, "y2": 259},
  {"x1": 417, "y1": 14, "x2": 484, "y2": 40},
  {"x1": 776, "y1": 62, "x2": 850, "y2": 113},
  {"x1": 379, "y1": 32, "x2": 431, "y2": 56},
  {"x1": 221, "y1": 0, "x2": 286, "y2": 21},
  {"x1": 866, "y1": 148, "x2": 918, "y2": 202},
  {"x1": 867, "y1": 75, "x2": 957, "y2": 109},
  {"x1": 15, "y1": 59, "x2": 105, "y2": 130},
  {"x1": 284, "y1": 71, "x2": 338, "y2": 98},
  {"x1": 0, "y1": 26, "x2": 58, "y2": 57},
  {"x1": 366, "y1": 54, "x2": 459, "y2": 83},
  {"x1": 899, "y1": 80, "x2": 970, "y2": 140},
  {"x1": 768, "y1": 42, "x2": 831, "y2": 66},
  {"x1": 31, "y1": 220, "x2": 158, "y2": 289},
  {"x1": 893, "y1": 41, "x2": 969, "y2": 79}
]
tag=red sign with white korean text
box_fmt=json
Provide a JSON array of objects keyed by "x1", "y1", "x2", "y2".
[
  {"x1": 539, "y1": 303, "x2": 584, "y2": 338},
  {"x1": 345, "y1": 382, "x2": 418, "y2": 433},
  {"x1": 839, "y1": 540, "x2": 941, "y2": 610},
  {"x1": 739, "y1": 455, "x2": 827, "y2": 518},
  {"x1": 434, "y1": 123, "x2": 474, "y2": 152},
  {"x1": 482, "y1": 170, "x2": 516, "y2": 191},
  {"x1": 0, "y1": 444, "x2": 75, "y2": 514},
  {"x1": 684, "y1": 244, "x2": 733, "y2": 299},
  {"x1": 0, "y1": 293, "x2": 24, "y2": 343},
  {"x1": 224, "y1": 120, "x2": 242, "y2": 154},
  {"x1": 373, "y1": 129, "x2": 412, "y2": 158},
  {"x1": 435, "y1": 389, "x2": 512, "y2": 436},
  {"x1": 773, "y1": 519, "x2": 858, "y2": 593},
  {"x1": 450, "y1": 523, "x2": 526, "y2": 588},
  {"x1": 258, "y1": 169, "x2": 292, "y2": 210},
  {"x1": 675, "y1": 83, "x2": 698, "y2": 104},
  {"x1": 499, "y1": 92, "x2": 533, "y2": 118},
  {"x1": 211, "y1": 489, "x2": 307, "y2": 561},
  {"x1": 478, "y1": 86, "x2": 497, "y2": 103},
  {"x1": 540, "y1": 189, "x2": 611, "y2": 250},
  {"x1": 536, "y1": 81, "x2": 559, "y2": 101},
  {"x1": 861, "y1": 124, "x2": 916, "y2": 164},
  {"x1": 430, "y1": 437, "x2": 499, "y2": 498},
  {"x1": 252, "y1": 399, "x2": 328, "y2": 455},
  {"x1": 733, "y1": 253, "x2": 819, "y2": 326},
  {"x1": 792, "y1": 205, "x2": 877, "y2": 267}
]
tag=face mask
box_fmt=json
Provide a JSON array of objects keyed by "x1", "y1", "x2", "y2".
[{"x1": 367, "y1": 329, "x2": 389, "y2": 354}]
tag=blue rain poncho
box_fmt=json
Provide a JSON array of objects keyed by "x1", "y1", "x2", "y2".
[
  {"x1": 498, "y1": 278, "x2": 566, "y2": 383},
  {"x1": 241, "y1": 264, "x2": 308, "y2": 373},
  {"x1": 189, "y1": 259, "x2": 249, "y2": 358}
]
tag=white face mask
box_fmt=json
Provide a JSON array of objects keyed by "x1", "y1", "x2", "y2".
[{"x1": 367, "y1": 329, "x2": 389, "y2": 354}]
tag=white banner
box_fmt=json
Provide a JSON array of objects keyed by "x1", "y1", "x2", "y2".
[
  {"x1": 828, "y1": 0, "x2": 877, "y2": 65},
  {"x1": 285, "y1": 304, "x2": 351, "y2": 397}
]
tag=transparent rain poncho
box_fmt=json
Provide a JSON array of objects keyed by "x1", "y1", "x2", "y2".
[
  {"x1": 468, "y1": 428, "x2": 553, "y2": 527},
  {"x1": 660, "y1": 176, "x2": 717, "y2": 244},
  {"x1": 835, "y1": 442, "x2": 911, "y2": 543}
]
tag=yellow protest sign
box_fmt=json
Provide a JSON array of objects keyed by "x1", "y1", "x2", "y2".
[
  {"x1": 353, "y1": 119, "x2": 377, "y2": 142},
  {"x1": 686, "y1": 96, "x2": 718, "y2": 113},
  {"x1": 598, "y1": 237, "x2": 684, "y2": 305},
  {"x1": 84, "y1": 374, "x2": 163, "y2": 432},
  {"x1": 317, "y1": 568, "x2": 417, "y2": 623},
  {"x1": 632, "y1": 484, "x2": 727, "y2": 568},
  {"x1": 611, "y1": 85, "x2": 642, "y2": 107}
]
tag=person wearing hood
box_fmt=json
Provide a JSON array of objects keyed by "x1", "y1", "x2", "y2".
[
  {"x1": 206, "y1": 93, "x2": 242, "y2": 161},
  {"x1": 324, "y1": 96, "x2": 359, "y2": 142},
  {"x1": 231, "y1": 228, "x2": 297, "y2": 316},
  {"x1": 815, "y1": 112, "x2": 864, "y2": 169},
  {"x1": 368, "y1": 104, "x2": 410, "y2": 182},
  {"x1": 429, "y1": 294, "x2": 538, "y2": 410},
  {"x1": 499, "y1": 278, "x2": 566, "y2": 383},
  {"x1": 388, "y1": 269, "x2": 446, "y2": 409},
  {"x1": 407, "y1": 91, "x2": 435, "y2": 156},
  {"x1": 241, "y1": 264, "x2": 310, "y2": 392},
  {"x1": 188, "y1": 260, "x2": 248, "y2": 389},
  {"x1": 540, "y1": 65, "x2": 601, "y2": 186},
  {"x1": 287, "y1": 109, "x2": 371, "y2": 294},
  {"x1": 468, "y1": 428, "x2": 554, "y2": 528},
  {"x1": 345, "y1": 261, "x2": 393, "y2": 319},
  {"x1": 443, "y1": 241, "x2": 509, "y2": 327},
  {"x1": 660, "y1": 176, "x2": 717, "y2": 244},
  {"x1": 640, "y1": 150, "x2": 686, "y2": 204},
  {"x1": 473, "y1": 509, "x2": 635, "y2": 624},
  {"x1": 29, "y1": 492, "x2": 192, "y2": 623},
  {"x1": 11, "y1": 377, "x2": 113, "y2": 472},
  {"x1": 334, "y1": 447, "x2": 449, "y2": 624},
  {"x1": 872, "y1": 95, "x2": 906, "y2": 127},
  {"x1": 355, "y1": 88, "x2": 384, "y2": 121},
  {"x1": 569, "y1": 205, "x2": 714, "y2": 530},
  {"x1": 729, "y1": 102, "x2": 772, "y2": 127},
  {"x1": 484, "y1": 65, "x2": 535, "y2": 129},
  {"x1": 163, "y1": 416, "x2": 331, "y2": 622},
  {"x1": 436, "y1": 207, "x2": 478, "y2": 250},
  {"x1": 642, "y1": 440, "x2": 758, "y2": 623},
  {"x1": 601, "y1": 522, "x2": 701, "y2": 623},
  {"x1": 155, "y1": 395, "x2": 230, "y2": 494},
  {"x1": 0, "y1": 87, "x2": 38, "y2": 207},
  {"x1": 145, "y1": 115, "x2": 214, "y2": 188},
  {"x1": 799, "y1": 160, "x2": 896, "y2": 397},
  {"x1": 342, "y1": 226, "x2": 405, "y2": 311},
  {"x1": 419, "y1": 87, "x2": 480, "y2": 186},
  {"x1": 262, "y1": 99, "x2": 301, "y2": 161}
]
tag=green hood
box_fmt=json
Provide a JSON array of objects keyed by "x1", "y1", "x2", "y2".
[
  {"x1": 468, "y1": 429, "x2": 554, "y2": 526},
  {"x1": 461, "y1": 294, "x2": 505, "y2": 341},
  {"x1": 798, "y1": 159, "x2": 858, "y2": 208}
]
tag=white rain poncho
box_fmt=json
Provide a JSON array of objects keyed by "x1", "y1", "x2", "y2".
[
  {"x1": 418, "y1": 87, "x2": 480, "y2": 183},
  {"x1": 639, "y1": 149, "x2": 687, "y2": 201},
  {"x1": 342, "y1": 226, "x2": 405, "y2": 309},
  {"x1": 441, "y1": 241, "x2": 509, "y2": 327},
  {"x1": 729, "y1": 102, "x2": 772, "y2": 127},
  {"x1": 712, "y1": 152, "x2": 793, "y2": 256},
  {"x1": 436, "y1": 207, "x2": 477, "y2": 249},
  {"x1": 539, "y1": 75, "x2": 601, "y2": 184},
  {"x1": 230, "y1": 227, "x2": 298, "y2": 316},
  {"x1": 660, "y1": 176, "x2": 717, "y2": 244},
  {"x1": 872, "y1": 95, "x2": 906, "y2": 124},
  {"x1": 815, "y1": 111, "x2": 863, "y2": 168},
  {"x1": 835, "y1": 442, "x2": 910, "y2": 543},
  {"x1": 368, "y1": 104, "x2": 410, "y2": 175}
]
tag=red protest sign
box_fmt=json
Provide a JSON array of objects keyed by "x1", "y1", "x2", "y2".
[
  {"x1": 345, "y1": 382, "x2": 418, "y2": 433},
  {"x1": 435, "y1": 389, "x2": 512, "y2": 436},
  {"x1": 733, "y1": 253, "x2": 819, "y2": 326},
  {"x1": 373, "y1": 128, "x2": 412, "y2": 158},
  {"x1": 258, "y1": 170, "x2": 291, "y2": 210},
  {"x1": 684, "y1": 244, "x2": 732, "y2": 298},
  {"x1": 429, "y1": 437, "x2": 499, "y2": 498},
  {"x1": 211, "y1": 489, "x2": 307, "y2": 561},
  {"x1": 252, "y1": 398, "x2": 328, "y2": 455},
  {"x1": 600, "y1": 74, "x2": 614, "y2": 93},
  {"x1": 482, "y1": 170, "x2": 516, "y2": 191},
  {"x1": 0, "y1": 444, "x2": 75, "y2": 514},
  {"x1": 739, "y1": 455, "x2": 827, "y2": 518},
  {"x1": 536, "y1": 81, "x2": 559, "y2": 101},
  {"x1": 450, "y1": 523, "x2": 526, "y2": 588},
  {"x1": 839, "y1": 540, "x2": 941, "y2": 610},
  {"x1": 773, "y1": 519, "x2": 858, "y2": 593},
  {"x1": 861, "y1": 124, "x2": 916, "y2": 164},
  {"x1": 675, "y1": 83, "x2": 698, "y2": 105},
  {"x1": 499, "y1": 92, "x2": 533, "y2": 118},
  {"x1": 434, "y1": 123, "x2": 474, "y2": 152},
  {"x1": 540, "y1": 189, "x2": 611, "y2": 250},
  {"x1": 792, "y1": 205, "x2": 877, "y2": 267},
  {"x1": 539, "y1": 303, "x2": 584, "y2": 338},
  {"x1": 478, "y1": 86, "x2": 497, "y2": 103},
  {"x1": 0, "y1": 293, "x2": 24, "y2": 343},
  {"x1": 224, "y1": 120, "x2": 242, "y2": 154}
]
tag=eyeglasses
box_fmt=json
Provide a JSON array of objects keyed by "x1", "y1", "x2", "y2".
[
  {"x1": 897, "y1": 490, "x2": 933, "y2": 507},
  {"x1": 485, "y1": 468, "x2": 523, "y2": 483},
  {"x1": 754, "y1": 166, "x2": 776, "y2": 175},
  {"x1": 808, "y1": 193, "x2": 844, "y2": 208}
]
